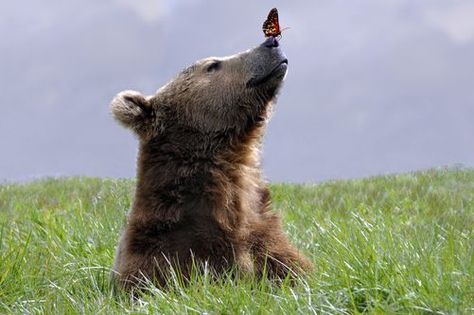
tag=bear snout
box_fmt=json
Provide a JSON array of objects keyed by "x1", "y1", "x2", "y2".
[{"x1": 244, "y1": 38, "x2": 288, "y2": 89}]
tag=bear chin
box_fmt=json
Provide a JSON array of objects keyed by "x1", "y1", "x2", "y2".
[{"x1": 246, "y1": 58, "x2": 288, "y2": 88}]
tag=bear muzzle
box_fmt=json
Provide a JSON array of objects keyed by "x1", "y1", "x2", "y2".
[{"x1": 245, "y1": 38, "x2": 288, "y2": 88}]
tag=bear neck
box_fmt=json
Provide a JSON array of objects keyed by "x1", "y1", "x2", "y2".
[{"x1": 129, "y1": 121, "x2": 267, "y2": 230}]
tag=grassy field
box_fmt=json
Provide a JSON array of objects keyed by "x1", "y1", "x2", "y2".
[{"x1": 0, "y1": 168, "x2": 473, "y2": 314}]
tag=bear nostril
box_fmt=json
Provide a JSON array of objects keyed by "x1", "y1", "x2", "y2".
[{"x1": 263, "y1": 37, "x2": 279, "y2": 48}]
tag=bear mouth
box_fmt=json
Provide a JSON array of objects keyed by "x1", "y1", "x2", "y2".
[{"x1": 246, "y1": 59, "x2": 288, "y2": 88}]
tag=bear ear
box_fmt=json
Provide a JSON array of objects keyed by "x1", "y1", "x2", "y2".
[{"x1": 110, "y1": 90, "x2": 153, "y2": 133}]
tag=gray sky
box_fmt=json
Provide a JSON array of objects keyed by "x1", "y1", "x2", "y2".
[{"x1": 1, "y1": 0, "x2": 473, "y2": 183}]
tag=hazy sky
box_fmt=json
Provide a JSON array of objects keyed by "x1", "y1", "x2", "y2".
[{"x1": 1, "y1": 0, "x2": 473, "y2": 183}]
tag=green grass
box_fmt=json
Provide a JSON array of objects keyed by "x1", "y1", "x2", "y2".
[{"x1": 0, "y1": 168, "x2": 473, "y2": 314}]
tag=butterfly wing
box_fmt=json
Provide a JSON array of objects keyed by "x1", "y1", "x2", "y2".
[{"x1": 262, "y1": 8, "x2": 281, "y2": 37}]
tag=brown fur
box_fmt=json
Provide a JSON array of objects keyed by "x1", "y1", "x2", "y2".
[{"x1": 110, "y1": 38, "x2": 312, "y2": 291}]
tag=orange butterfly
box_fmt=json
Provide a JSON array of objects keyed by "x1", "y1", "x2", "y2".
[{"x1": 262, "y1": 8, "x2": 288, "y2": 39}]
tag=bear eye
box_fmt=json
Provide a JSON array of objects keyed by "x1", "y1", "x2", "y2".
[{"x1": 206, "y1": 61, "x2": 221, "y2": 73}]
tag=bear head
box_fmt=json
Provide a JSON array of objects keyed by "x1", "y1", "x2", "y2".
[{"x1": 110, "y1": 37, "x2": 287, "y2": 142}]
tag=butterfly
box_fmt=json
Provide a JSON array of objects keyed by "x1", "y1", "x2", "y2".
[{"x1": 262, "y1": 8, "x2": 288, "y2": 39}]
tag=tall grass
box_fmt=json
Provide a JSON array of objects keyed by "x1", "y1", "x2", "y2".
[{"x1": 0, "y1": 168, "x2": 473, "y2": 314}]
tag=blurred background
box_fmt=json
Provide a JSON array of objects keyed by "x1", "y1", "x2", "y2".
[{"x1": 1, "y1": 0, "x2": 473, "y2": 183}]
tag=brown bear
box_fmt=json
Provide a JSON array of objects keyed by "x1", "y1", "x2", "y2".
[{"x1": 110, "y1": 37, "x2": 312, "y2": 291}]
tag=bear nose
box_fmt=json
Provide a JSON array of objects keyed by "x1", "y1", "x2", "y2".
[{"x1": 262, "y1": 37, "x2": 279, "y2": 48}]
